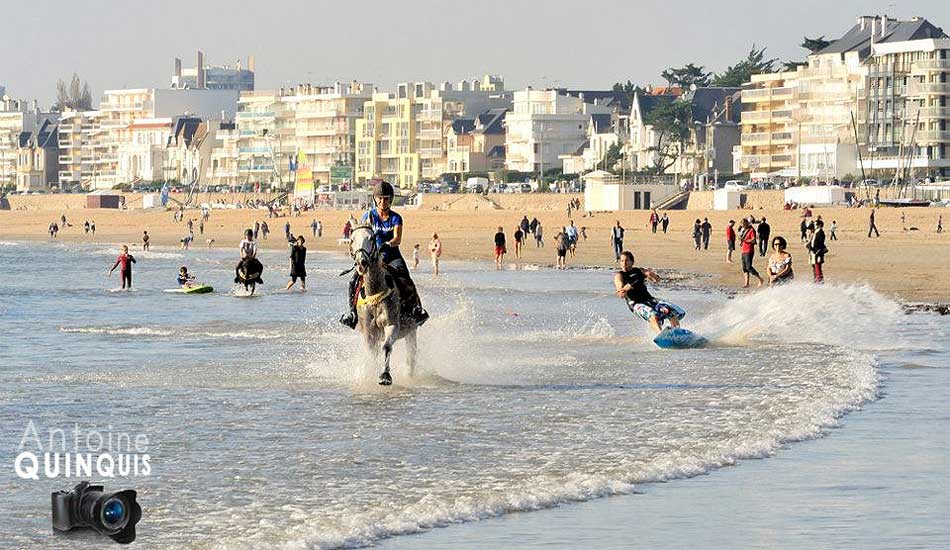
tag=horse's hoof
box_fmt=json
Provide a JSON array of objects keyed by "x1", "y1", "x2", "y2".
[{"x1": 379, "y1": 371, "x2": 393, "y2": 386}]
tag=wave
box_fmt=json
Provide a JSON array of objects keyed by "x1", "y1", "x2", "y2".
[
  {"x1": 0, "y1": 241, "x2": 20, "y2": 247},
  {"x1": 60, "y1": 324, "x2": 288, "y2": 340}
]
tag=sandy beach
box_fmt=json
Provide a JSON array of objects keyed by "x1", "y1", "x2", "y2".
[{"x1": 2, "y1": 191, "x2": 948, "y2": 303}]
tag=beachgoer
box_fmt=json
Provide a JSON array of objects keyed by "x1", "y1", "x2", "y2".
[
  {"x1": 529, "y1": 217, "x2": 539, "y2": 235},
  {"x1": 429, "y1": 233, "x2": 442, "y2": 276},
  {"x1": 90, "y1": 221, "x2": 96, "y2": 236},
  {"x1": 178, "y1": 266, "x2": 196, "y2": 288},
  {"x1": 740, "y1": 219, "x2": 764, "y2": 288},
  {"x1": 701, "y1": 218, "x2": 712, "y2": 250},
  {"x1": 535, "y1": 221, "x2": 544, "y2": 248},
  {"x1": 800, "y1": 219, "x2": 808, "y2": 243},
  {"x1": 611, "y1": 220, "x2": 625, "y2": 262},
  {"x1": 768, "y1": 236, "x2": 794, "y2": 286},
  {"x1": 339, "y1": 181, "x2": 428, "y2": 329},
  {"x1": 650, "y1": 210, "x2": 659, "y2": 234},
  {"x1": 83, "y1": 220, "x2": 90, "y2": 234},
  {"x1": 513, "y1": 226, "x2": 524, "y2": 259},
  {"x1": 412, "y1": 243, "x2": 421, "y2": 270},
  {"x1": 317, "y1": 220, "x2": 323, "y2": 238},
  {"x1": 614, "y1": 250, "x2": 686, "y2": 334},
  {"x1": 108, "y1": 245, "x2": 136, "y2": 289},
  {"x1": 199, "y1": 219, "x2": 204, "y2": 235},
  {"x1": 757, "y1": 217, "x2": 771, "y2": 256},
  {"x1": 254, "y1": 221, "x2": 261, "y2": 240},
  {"x1": 725, "y1": 220, "x2": 736, "y2": 264},
  {"x1": 661, "y1": 213, "x2": 669, "y2": 233},
  {"x1": 807, "y1": 219, "x2": 828, "y2": 283},
  {"x1": 261, "y1": 221, "x2": 269, "y2": 240},
  {"x1": 520, "y1": 216, "x2": 530, "y2": 237},
  {"x1": 494, "y1": 227, "x2": 507, "y2": 269},
  {"x1": 901, "y1": 211, "x2": 906, "y2": 231},
  {"x1": 566, "y1": 221, "x2": 579, "y2": 258},
  {"x1": 938, "y1": 215, "x2": 943, "y2": 234},
  {"x1": 311, "y1": 219, "x2": 319, "y2": 237},
  {"x1": 555, "y1": 229, "x2": 568, "y2": 269},
  {"x1": 286, "y1": 235, "x2": 307, "y2": 291},
  {"x1": 692, "y1": 219, "x2": 702, "y2": 251},
  {"x1": 830, "y1": 220, "x2": 838, "y2": 240},
  {"x1": 284, "y1": 221, "x2": 291, "y2": 238},
  {"x1": 868, "y1": 210, "x2": 880, "y2": 238},
  {"x1": 142, "y1": 231, "x2": 150, "y2": 251}
]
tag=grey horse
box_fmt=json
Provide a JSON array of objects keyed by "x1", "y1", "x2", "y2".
[{"x1": 348, "y1": 224, "x2": 418, "y2": 385}]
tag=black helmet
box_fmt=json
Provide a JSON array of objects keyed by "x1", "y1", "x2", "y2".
[{"x1": 372, "y1": 179, "x2": 395, "y2": 199}]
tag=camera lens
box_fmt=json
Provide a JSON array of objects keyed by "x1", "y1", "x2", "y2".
[{"x1": 101, "y1": 497, "x2": 127, "y2": 528}]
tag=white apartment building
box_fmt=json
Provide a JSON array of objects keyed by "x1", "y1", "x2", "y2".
[{"x1": 504, "y1": 89, "x2": 612, "y2": 174}]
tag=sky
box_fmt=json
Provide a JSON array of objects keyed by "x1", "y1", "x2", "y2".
[{"x1": 2, "y1": 0, "x2": 948, "y2": 108}]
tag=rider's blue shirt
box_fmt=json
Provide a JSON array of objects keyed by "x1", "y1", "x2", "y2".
[{"x1": 362, "y1": 208, "x2": 404, "y2": 264}]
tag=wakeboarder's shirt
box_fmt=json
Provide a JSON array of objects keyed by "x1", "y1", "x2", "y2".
[{"x1": 240, "y1": 238, "x2": 258, "y2": 258}]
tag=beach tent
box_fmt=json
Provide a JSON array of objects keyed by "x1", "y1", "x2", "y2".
[
  {"x1": 713, "y1": 189, "x2": 742, "y2": 210},
  {"x1": 86, "y1": 190, "x2": 124, "y2": 209},
  {"x1": 141, "y1": 193, "x2": 161, "y2": 209},
  {"x1": 784, "y1": 185, "x2": 846, "y2": 206}
]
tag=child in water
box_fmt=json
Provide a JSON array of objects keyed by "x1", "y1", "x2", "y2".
[
  {"x1": 412, "y1": 243, "x2": 421, "y2": 270},
  {"x1": 177, "y1": 266, "x2": 196, "y2": 288}
]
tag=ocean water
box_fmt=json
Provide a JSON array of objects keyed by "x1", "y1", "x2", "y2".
[{"x1": 0, "y1": 240, "x2": 945, "y2": 549}]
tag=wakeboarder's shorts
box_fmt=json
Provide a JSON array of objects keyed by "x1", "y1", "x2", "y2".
[{"x1": 628, "y1": 300, "x2": 686, "y2": 323}]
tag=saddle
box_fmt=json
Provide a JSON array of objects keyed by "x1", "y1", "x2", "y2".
[{"x1": 353, "y1": 266, "x2": 418, "y2": 319}]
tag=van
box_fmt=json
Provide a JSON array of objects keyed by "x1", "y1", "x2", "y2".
[{"x1": 465, "y1": 177, "x2": 489, "y2": 193}]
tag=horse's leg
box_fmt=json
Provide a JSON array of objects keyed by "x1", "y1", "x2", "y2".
[
  {"x1": 378, "y1": 321, "x2": 397, "y2": 386},
  {"x1": 405, "y1": 328, "x2": 418, "y2": 378}
]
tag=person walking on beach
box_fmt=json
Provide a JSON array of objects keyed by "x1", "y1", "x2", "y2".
[
  {"x1": 317, "y1": 220, "x2": 323, "y2": 238},
  {"x1": 513, "y1": 225, "x2": 524, "y2": 259},
  {"x1": 830, "y1": 220, "x2": 838, "y2": 240},
  {"x1": 661, "y1": 213, "x2": 670, "y2": 234},
  {"x1": 187, "y1": 218, "x2": 194, "y2": 234},
  {"x1": 900, "y1": 211, "x2": 907, "y2": 231},
  {"x1": 611, "y1": 220, "x2": 625, "y2": 262},
  {"x1": 284, "y1": 221, "x2": 291, "y2": 240},
  {"x1": 90, "y1": 221, "x2": 95, "y2": 236},
  {"x1": 311, "y1": 219, "x2": 318, "y2": 237},
  {"x1": 800, "y1": 218, "x2": 808, "y2": 243},
  {"x1": 807, "y1": 219, "x2": 828, "y2": 283},
  {"x1": 555, "y1": 229, "x2": 568, "y2": 269},
  {"x1": 649, "y1": 209, "x2": 659, "y2": 234},
  {"x1": 868, "y1": 210, "x2": 880, "y2": 238},
  {"x1": 535, "y1": 221, "x2": 544, "y2": 248},
  {"x1": 938, "y1": 215, "x2": 944, "y2": 234},
  {"x1": 494, "y1": 226, "x2": 507, "y2": 270},
  {"x1": 768, "y1": 236, "x2": 794, "y2": 286},
  {"x1": 725, "y1": 220, "x2": 736, "y2": 264},
  {"x1": 142, "y1": 231, "x2": 150, "y2": 251},
  {"x1": 261, "y1": 221, "x2": 270, "y2": 240},
  {"x1": 701, "y1": 218, "x2": 712, "y2": 250},
  {"x1": 412, "y1": 243, "x2": 421, "y2": 270},
  {"x1": 566, "y1": 221, "x2": 579, "y2": 258},
  {"x1": 84, "y1": 220, "x2": 90, "y2": 235},
  {"x1": 254, "y1": 221, "x2": 260, "y2": 240},
  {"x1": 529, "y1": 217, "x2": 539, "y2": 236},
  {"x1": 199, "y1": 219, "x2": 204, "y2": 235},
  {"x1": 757, "y1": 217, "x2": 771, "y2": 256},
  {"x1": 108, "y1": 245, "x2": 137, "y2": 290},
  {"x1": 692, "y1": 219, "x2": 702, "y2": 251},
  {"x1": 286, "y1": 235, "x2": 307, "y2": 291},
  {"x1": 614, "y1": 250, "x2": 686, "y2": 335},
  {"x1": 429, "y1": 233, "x2": 442, "y2": 276},
  {"x1": 740, "y1": 219, "x2": 764, "y2": 288},
  {"x1": 520, "y1": 216, "x2": 530, "y2": 238}
]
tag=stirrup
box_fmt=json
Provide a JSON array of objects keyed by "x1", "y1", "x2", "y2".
[{"x1": 412, "y1": 307, "x2": 429, "y2": 327}]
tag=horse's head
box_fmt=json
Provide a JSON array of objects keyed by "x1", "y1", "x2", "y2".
[{"x1": 349, "y1": 224, "x2": 378, "y2": 275}]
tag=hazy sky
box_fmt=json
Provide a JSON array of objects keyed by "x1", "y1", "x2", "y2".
[{"x1": 2, "y1": 0, "x2": 948, "y2": 108}]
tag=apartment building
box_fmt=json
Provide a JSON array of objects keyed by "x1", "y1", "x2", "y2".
[
  {"x1": 740, "y1": 15, "x2": 947, "y2": 180},
  {"x1": 504, "y1": 89, "x2": 613, "y2": 174},
  {"x1": 172, "y1": 50, "x2": 255, "y2": 92},
  {"x1": 227, "y1": 82, "x2": 372, "y2": 191},
  {"x1": 356, "y1": 78, "x2": 511, "y2": 189},
  {"x1": 57, "y1": 110, "x2": 106, "y2": 187},
  {"x1": 1, "y1": 96, "x2": 57, "y2": 189},
  {"x1": 207, "y1": 120, "x2": 240, "y2": 187},
  {"x1": 559, "y1": 114, "x2": 618, "y2": 174},
  {"x1": 445, "y1": 109, "x2": 507, "y2": 174}
]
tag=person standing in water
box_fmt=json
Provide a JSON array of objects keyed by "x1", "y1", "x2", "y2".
[
  {"x1": 807, "y1": 219, "x2": 827, "y2": 283},
  {"x1": 739, "y1": 218, "x2": 764, "y2": 288},
  {"x1": 412, "y1": 243, "x2": 421, "y2": 270},
  {"x1": 142, "y1": 231, "x2": 150, "y2": 251},
  {"x1": 614, "y1": 250, "x2": 686, "y2": 334},
  {"x1": 429, "y1": 233, "x2": 442, "y2": 276},
  {"x1": 767, "y1": 236, "x2": 794, "y2": 286},
  {"x1": 286, "y1": 235, "x2": 307, "y2": 291},
  {"x1": 725, "y1": 220, "x2": 736, "y2": 264},
  {"x1": 494, "y1": 226, "x2": 507, "y2": 269},
  {"x1": 108, "y1": 245, "x2": 137, "y2": 290}
]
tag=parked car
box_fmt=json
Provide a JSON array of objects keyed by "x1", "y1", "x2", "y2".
[
  {"x1": 721, "y1": 180, "x2": 751, "y2": 191},
  {"x1": 465, "y1": 177, "x2": 489, "y2": 194}
]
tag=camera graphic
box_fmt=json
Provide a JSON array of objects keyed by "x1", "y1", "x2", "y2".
[{"x1": 51, "y1": 481, "x2": 142, "y2": 544}]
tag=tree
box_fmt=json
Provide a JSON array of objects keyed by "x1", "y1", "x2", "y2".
[
  {"x1": 782, "y1": 60, "x2": 807, "y2": 71},
  {"x1": 54, "y1": 73, "x2": 93, "y2": 111},
  {"x1": 660, "y1": 63, "x2": 712, "y2": 89},
  {"x1": 645, "y1": 100, "x2": 693, "y2": 174},
  {"x1": 712, "y1": 45, "x2": 778, "y2": 87},
  {"x1": 611, "y1": 80, "x2": 646, "y2": 95},
  {"x1": 602, "y1": 142, "x2": 624, "y2": 173},
  {"x1": 801, "y1": 36, "x2": 831, "y2": 54}
]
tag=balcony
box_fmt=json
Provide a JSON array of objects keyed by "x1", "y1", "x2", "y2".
[
  {"x1": 741, "y1": 87, "x2": 795, "y2": 103},
  {"x1": 912, "y1": 60, "x2": 950, "y2": 72},
  {"x1": 915, "y1": 130, "x2": 950, "y2": 143},
  {"x1": 907, "y1": 82, "x2": 950, "y2": 96},
  {"x1": 296, "y1": 109, "x2": 344, "y2": 119},
  {"x1": 297, "y1": 128, "x2": 339, "y2": 137},
  {"x1": 418, "y1": 147, "x2": 443, "y2": 157},
  {"x1": 740, "y1": 111, "x2": 773, "y2": 124},
  {"x1": 912, "y1": 106, "x2": 950, "y2": 119}
]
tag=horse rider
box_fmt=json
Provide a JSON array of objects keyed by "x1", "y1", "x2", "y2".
[{"x1": 340, "y1": 180, "x2": 430, "y2": 329}]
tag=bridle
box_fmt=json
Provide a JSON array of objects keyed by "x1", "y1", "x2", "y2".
[{"x1": 347, "y1": 224, "x2": 378, "y2": 274}]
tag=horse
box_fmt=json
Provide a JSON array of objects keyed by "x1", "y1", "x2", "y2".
[{"x1": 347, "y1": 224, "x2": 418, "y2": 385}]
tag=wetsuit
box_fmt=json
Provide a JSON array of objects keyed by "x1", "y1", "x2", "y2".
[
  {"x1": 618, "y1": 267, "x2": 685, "y2": 324},
  {"x1": 111, "y1": 253, "x2": 136, "y2": 289}
]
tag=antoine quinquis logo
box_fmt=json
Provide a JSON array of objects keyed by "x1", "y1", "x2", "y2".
[{"x1": 14, "y1": 420, "x2": 149, "y2": 544}]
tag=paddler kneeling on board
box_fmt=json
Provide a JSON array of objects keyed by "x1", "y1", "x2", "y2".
[
  {"x1": 177, "y1": 266, "x2": 197, "y2": 289},
  {"x1": 614, "y1": 250, "x2": 686, "y2": 334}
]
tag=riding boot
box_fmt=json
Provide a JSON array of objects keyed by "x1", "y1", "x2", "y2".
[
  {"x1": 400, "y1": 276, "x2": 429, "y2": 326},
  {"x1": 339, "y1": 272, "x2": 359, "y2": 329}
]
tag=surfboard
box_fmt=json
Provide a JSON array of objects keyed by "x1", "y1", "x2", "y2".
[
  {"x1": 653, "y1": 327, "x2": 708, "y2": 349},
  {"x1": 163, "y1": 285, "x2": 214, "y2": 294}
]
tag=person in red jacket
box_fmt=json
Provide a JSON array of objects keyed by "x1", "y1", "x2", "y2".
[
  {"x1": 108, "y1": 245, "x2": 137, "y2": 289},
  {"x1": 739, "y1": 219, "x2": 763, "y2": 288},
  {"x1": 725, "y1": 220, "x2": 736, "y2": 264}
]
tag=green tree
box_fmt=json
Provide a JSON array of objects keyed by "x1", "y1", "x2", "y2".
[
  {"x1": 782, "y1": 60, "x2": 807, "y2": 71},
  {"x1": 661, "y1": 63, "x2": 712, "y2": 89},
  {"x1": 602, "y1": 142, "x2": 624, "y2": 173},
  {"x1": 611, "y1": 80, "x2": 646, "y2": 95},
  {"x1": 713, "y1": 45, "x2": 778, "y2": 87},
  {"x1": 801, "y1": 36, "x2": 831, "y2": 53},
  {"x1": 645, "y1": 100, "x2": 693, "y2": 174}
]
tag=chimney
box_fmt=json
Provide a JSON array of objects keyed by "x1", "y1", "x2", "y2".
[
  {"x1": 879, "y1": 15, "x2": 888, "y2": 37},
  {"x1": 174, "y1": 57, "x2": 182, "y2": 78},
  {"x1": 196, "y1": 50, "x2": 206, "y2": 89},
  {"x1": 248, "y1": 55, "x2": 255, "y2": 72}
]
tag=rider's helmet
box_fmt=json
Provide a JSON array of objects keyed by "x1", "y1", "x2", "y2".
[{"x1": 371, "y1": 179, "x2": 395, "y2": 200}]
